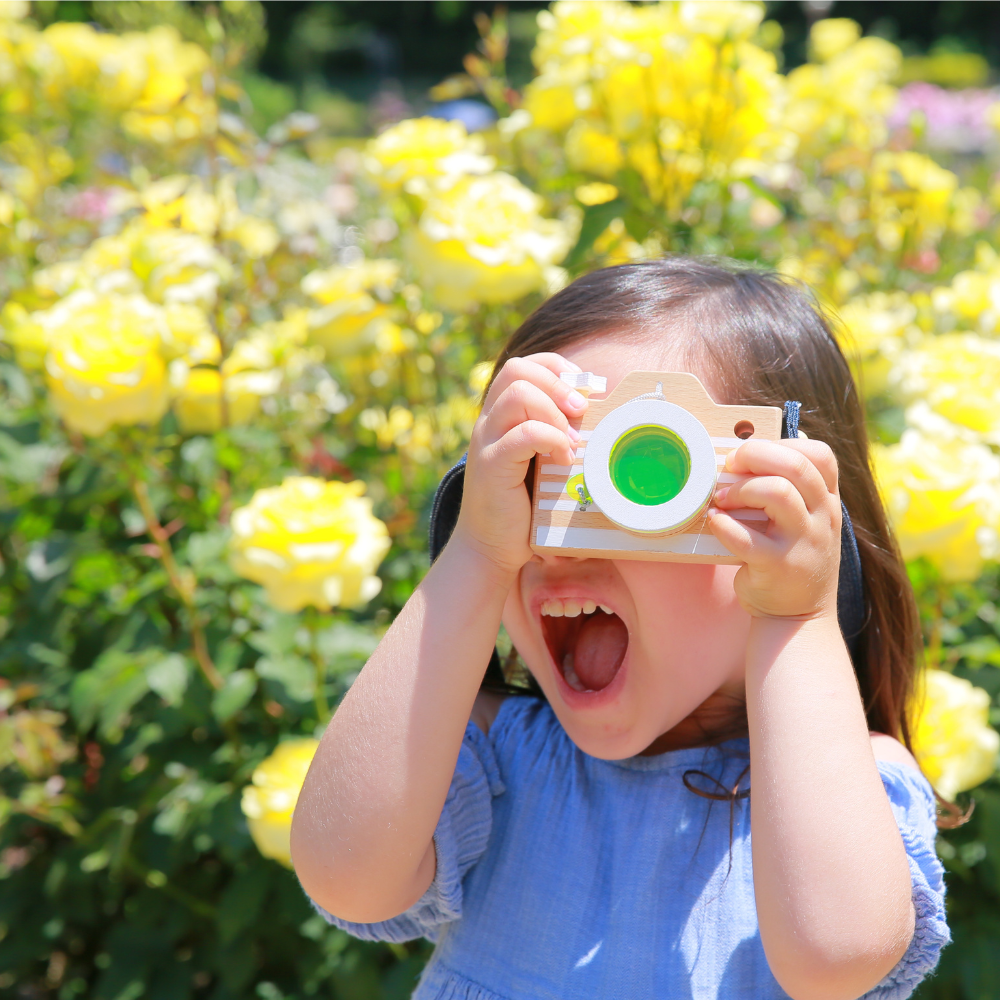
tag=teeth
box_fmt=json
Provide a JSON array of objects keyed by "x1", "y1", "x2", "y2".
[
  {"x1": 541, "y1": 598, "x2": 611, "y2": 617},
  {"x1": 562, "y1": 653, "x2": 588, "y2": 692}
]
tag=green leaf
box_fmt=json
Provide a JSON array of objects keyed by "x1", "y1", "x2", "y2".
[
  {"x1": 249, "y1": 613, "x2": 301, "y2": 658},
  {"x1": 70, "y1": 649, "x2": 162, "y2": 742},
  {"x1": 255, "y1": 654, "x2": 315, "y2": 702},
  {"x1": 218, "y1": 868, "x2": 270, "y2": 944},
  {"x1": 316, "y1": 622, "x2": 379, "y2": 675},
  {"x1": 0, "y1": 429, "x2": 65, "y2": 485},
  {"x1": 212, "y1": 669, "x2": 257, "y2": 722},
  {"x1": 145, "y1": 654, "x2": 190, "y2": 707},
  {"x1": 562, "y1": 198, "x2": 627, "y2": 270}
]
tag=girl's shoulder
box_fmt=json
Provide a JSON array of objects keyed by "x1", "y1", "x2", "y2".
[
  {"x1": 468, "y1": 691, "x2": 568, "y2": 765},
  {"x1": 870, "y1": 731, "x2": 921, "y2": 772}
]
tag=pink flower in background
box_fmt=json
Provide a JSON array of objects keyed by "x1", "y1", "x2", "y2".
[
  {"x1": 65, "y1": 187, "x2": 115, "y2": 222},
  {"x1": 890, "y1": 82, "x2": 1000, "y2": 153}
]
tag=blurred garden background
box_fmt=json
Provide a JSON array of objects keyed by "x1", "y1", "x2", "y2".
[{"x1": 2, "y1": 0, "x2": 1000, "y2": 997}]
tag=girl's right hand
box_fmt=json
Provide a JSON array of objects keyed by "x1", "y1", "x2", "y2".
[{"x1": 451, "y1": 353, "x2": 588, "y2": 578}]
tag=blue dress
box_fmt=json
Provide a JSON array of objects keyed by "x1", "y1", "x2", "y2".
[{"x1": 312, "y1": 697, "x2": 949, "y2": 1000}]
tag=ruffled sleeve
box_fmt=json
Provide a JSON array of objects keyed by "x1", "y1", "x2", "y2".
[
  {"x1": 310, "y1": 720, "x2": 505, "y2": 943},
  {"x1": 864, "y1": 761, "x2": 950, "y2": 1000}
]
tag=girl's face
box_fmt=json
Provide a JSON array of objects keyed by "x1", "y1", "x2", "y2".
[{"x1": 501, "y1": 333, "x2": 751, "y2": 760}]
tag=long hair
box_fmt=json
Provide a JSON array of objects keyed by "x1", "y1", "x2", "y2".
[{"x1": 486, "y1": 257, "x2": 922, "y2": 752}]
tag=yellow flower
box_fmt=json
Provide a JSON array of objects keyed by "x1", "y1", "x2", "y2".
[
  {"x1": 575, "y1": 182, "x2": 619, "y2": 206},
  {"x1": 911, "y1": 669, "x2": 999, "y2": 801},
  {"x1": 171, "y1": 368, "x2": 262, "y2": 435},
  {"x1": 808, "y1": 18, "x2": 860, "y2": 62},
  {"x1": 408, "y1": 173, "x2": 575, "y2": 311},
  {"x1": 677, "y1": 0, "x2": 763, "y2": 42},
  {"x1": 241, "y1": 739, "x2": 319, "y2": 867},
  {"x1": 873, "y1": 409, "x2": 1000, "y2": 581},
  {"x1": 1, "y1": 301, "x2": 47, "y2": 370},
  {"x1": 226, "y1": 216, "x2": 280, "y2": 259},
  {"x1": 836, "y1": 291, "x2": 917, "y2": 395},
  {"x1": 131, "y1": 225, "x2": 232, "y2": 308},
  {"x1": 565, "y1": 122, "x2": 624, "y2": 179},
  {"x1": 302, "y1": 259, "x2": 400, "y2": 355},
  {"x1": 870, "y1": 151, "x2": 958, "y2": 253},
  {"x1": 523, "y1": 81, "x2": 579, "y2": 132},
  {"x1": 892, "y1": 334, "x2": 1000, "y2": 441},
  {"x1": 786, "y1": 26, "x2": 900, "y2": 158},
  {"x1": 42, "y1": 292, "x2": 170, "y2": 437},
  {"x1": 229, "y1": 477, "x2": 390, "y2": 612},
  {"x1": 525, "y1": 1, "x2": 790, "y2": 215},
  {"x1": 365, "y1": 117, "x2": 494, "y2": 193}
]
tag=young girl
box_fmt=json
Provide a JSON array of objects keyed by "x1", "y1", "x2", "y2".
[{"x1": 291, "y1": 259, "x2": 948, "y2": 1000}]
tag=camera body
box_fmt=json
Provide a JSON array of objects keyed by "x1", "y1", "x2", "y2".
[{"x1": 529, "y1": 371, "x2": 782, "y2": 563}]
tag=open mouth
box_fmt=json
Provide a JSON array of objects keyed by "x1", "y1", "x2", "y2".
[{"x1": 540, "y1": 599, "x2": 629, "y2": 693}]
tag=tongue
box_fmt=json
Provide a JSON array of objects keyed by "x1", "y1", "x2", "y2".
[{"x1": 570, "y1": 613, "x2": 628, "y2": 691}]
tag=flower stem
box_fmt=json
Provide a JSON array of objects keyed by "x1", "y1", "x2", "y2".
[{"x1": 131, "y1": 478, "x2": 224, "y2": 692}]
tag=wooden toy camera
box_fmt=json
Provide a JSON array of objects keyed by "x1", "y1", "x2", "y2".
[{"x1": 530, "y1": 371, "x2": 782, "y2": 563}]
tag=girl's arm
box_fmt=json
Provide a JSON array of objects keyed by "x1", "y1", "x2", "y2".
[
  {"x1": 711, "y1": 441, "x2": 915, "y2": 1000},
  {"x1": 290, "y1": 355, "x2": 587, "y2": 924}
]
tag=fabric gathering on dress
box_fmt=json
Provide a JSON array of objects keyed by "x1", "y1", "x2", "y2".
[{"x1": 309, "y1": 697, "x2": 949, "y2": 1000}]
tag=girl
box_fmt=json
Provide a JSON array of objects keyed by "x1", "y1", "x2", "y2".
[{"x1": 291, "y1": 259, "x2": 948, "y2": 1000}]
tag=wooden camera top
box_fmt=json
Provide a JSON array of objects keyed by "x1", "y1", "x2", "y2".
[{"x1": 529, "y1": 371, "x2": 782, "y2": 564}]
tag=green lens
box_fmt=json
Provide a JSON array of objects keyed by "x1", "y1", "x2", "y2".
[{"x1": 609, "y1": 424, "x2": 690, "y2": 506}]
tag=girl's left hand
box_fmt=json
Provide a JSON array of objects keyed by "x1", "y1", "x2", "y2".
[{"x1": 707, "y1": 439, "x2": 842, "y2": 620}]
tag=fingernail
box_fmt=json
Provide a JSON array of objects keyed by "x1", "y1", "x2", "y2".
[
  {"x1": 566, "y1": 390, "x2": 587, "y2": 410},
  {"x1": 715, "y1": 487, "x2": 729, "y2": 504},
  {"x1": 567, "y1": 425, "x2": 581, "y2": 444}
]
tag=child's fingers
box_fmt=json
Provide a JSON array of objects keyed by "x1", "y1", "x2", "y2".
[
  {"x1": 481, "y1": 381, "x2": 578, "y2": 464},
  {"x1": 486, "y1": 420, "x2": 579, "y2": 474},
  {"x1": 483, "y1": 355, "x2": 588, "y2": 421},
  {"x1": 714, "y1": 476, "x2": 809, "y2": 537},
  {"x1": 484, "y1": 380, "x2": 577, "y2": 441},
  {"x1": 707, "y1": 507, "x2": 779, "y2": 563},
  {"x1": 725, "y1": 440, "x2": 833, "y2": 513}
]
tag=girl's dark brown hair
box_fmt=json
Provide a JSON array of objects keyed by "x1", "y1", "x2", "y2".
[{"x1": 487, "y1": 257, "x2": 924, "y2": 756}]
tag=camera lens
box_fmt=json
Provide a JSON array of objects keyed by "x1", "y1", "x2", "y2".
[{"x1": 609, "y1": 424, "x2": 691, "y2": 506}]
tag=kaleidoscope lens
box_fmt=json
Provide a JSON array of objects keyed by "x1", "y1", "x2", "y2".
[{"x1": 609, "y1": 425, "x2": 691, "y2": 506}]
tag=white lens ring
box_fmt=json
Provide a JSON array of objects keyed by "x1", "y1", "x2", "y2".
[{"x1": 583, "y1": 399, "x2": 717, "y2": 534}]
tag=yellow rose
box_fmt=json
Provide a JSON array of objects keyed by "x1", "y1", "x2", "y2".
[
  {"x1": 408, "y1": 173, "x2": 575, "y2": 312},
  {"x1": 302, "y1": 259, "x2": 400, "y2": 355},
  {"x1": 365, "y1": 117, "x2": 494, "y2": 192},
  {"x1": 565, "y1": 121, "x2": 624, "y2": 179},
  {"x1": 870, "y1": 151, "x2": 958, "y2": 251},
  {"x1": 786, "y1": 32, "x2": 900, "y2": 158},
  {"x1": 41, "y1": 291, "x2": 170, "y2": 437},
  {"x1": 892, "y1": 335, "x2": 1000, "y2": 441},
  {"x1": 677, "y1": 0, "x2": 763, "y2": 42},
  {"x1": 575, "y1": 182, "x2": 620, "y2": 206},
  {"x1": 873, "y1": 411, "x2": 1000, "y2": 581},
  {"x1": 836, "y1": 291, "x2": 917, "y2": 395},
  {"x1": 225, "y1": 216, "x2": 281, "y2": 259},
  {"x1": 241, "y1": 738, "x2": 319, "y2": 867},
  {"x1": 1, "y1": 301, "x2": 47, "y2": 370},
  {"x1": 523, "y1": 81, "x2": 579, "y2": 132},
  {"x1": 229, "y1": 477, "x2": 391, "y2": 612},
  {"x1": 131, "y1": 225, "x2": 232, "y2": 308},
  {"x1": 171, "y1": 367, "x2": 262, "y2": 435},
  {"x1": 808, "y1": 18, "x2": 861, "y2": 62},
  {"x1": 911, "y1": 669, "x2": 999, "y2": 801}
]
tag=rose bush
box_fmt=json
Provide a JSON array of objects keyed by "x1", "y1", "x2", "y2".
[{"x1": 0, "y1": 3, "x2": 999, "y2": 999}]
